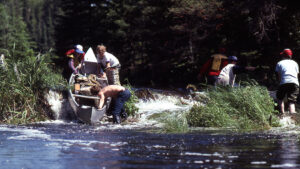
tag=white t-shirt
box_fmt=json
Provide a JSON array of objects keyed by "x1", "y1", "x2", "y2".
[
  {"x1": 275, "y1": 59, "x2": 299, "y2": 85},
  {"x1": 96, "y1": 52, "x2": 120, "y2": 68},
  {"x1": 217, "y1": 64, "x2": 236, "y2": 86}
]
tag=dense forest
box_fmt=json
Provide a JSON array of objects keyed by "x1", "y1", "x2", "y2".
[{"x1": 1, "y1": 0, "x2": 300, "y2": 88}]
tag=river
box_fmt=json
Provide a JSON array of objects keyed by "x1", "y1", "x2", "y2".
[{"x1": 0, "y1": 90, "x2": 300, "y2": 169}]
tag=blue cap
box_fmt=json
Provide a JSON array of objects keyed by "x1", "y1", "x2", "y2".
[
  {"x1": 75, "y1": 44, "x2": 84, "y2": 54},
  {"x1": 228, "y1": 56, "x2": 238, "y2": 61},
  {"x1": 75, "y1": 49, "x2": 84, "y2": 54}
]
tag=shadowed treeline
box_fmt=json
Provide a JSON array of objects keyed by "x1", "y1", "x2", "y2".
[{"x1": 1, "y1": 0, "x2": 300, "y2": 88}]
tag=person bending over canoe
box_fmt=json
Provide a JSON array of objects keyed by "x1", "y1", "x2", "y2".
[{"x1": 97, "y1": 85, "x2": 131, "y2": 124}]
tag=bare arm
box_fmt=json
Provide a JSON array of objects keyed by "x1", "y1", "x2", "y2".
[
  {"x1": 106, "y1": 62, "x2": 111, "y2": 69},
  {"x1": 98, "y1": 91, "x2": 105, "y2": 109}
]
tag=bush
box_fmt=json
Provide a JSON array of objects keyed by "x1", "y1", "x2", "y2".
[
  {"x1": 0, "y1": 53, "x2": 66, "y2": 124},
  {"x1": 187, "y1": 83, "x2": 280, "y2": 130},
  {"x1": 123, "y1": 79, "x2": 139, "y2": 116}
]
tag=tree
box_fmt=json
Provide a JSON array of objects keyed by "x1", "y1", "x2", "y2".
[{"x1": 0, "y1": 2, "x2": 33, "y2": 60}]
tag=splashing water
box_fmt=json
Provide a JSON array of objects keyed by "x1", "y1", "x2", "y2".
[
  {"x1": 45, "y1": 89, "x2": 195, "y2": 129},
  {"x1": 0, "y1": 89, "x2": 300, "y2": 169}
]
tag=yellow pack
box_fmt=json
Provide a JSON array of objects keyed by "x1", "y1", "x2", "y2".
[{"x1": 211, "y1": 54, "x2": 227, "y2": 71}]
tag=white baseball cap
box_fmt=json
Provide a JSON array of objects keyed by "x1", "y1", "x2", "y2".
[{"x1": 75, "y1": 44, "x2": 84, "y2": 54}]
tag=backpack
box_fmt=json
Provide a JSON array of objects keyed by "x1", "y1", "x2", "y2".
[{"x1": 211, "y1": 54, "x2": 227, "y2": 71}]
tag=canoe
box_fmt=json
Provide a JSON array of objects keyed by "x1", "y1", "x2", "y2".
[
  {"x1": 68, "y1": 74, "x2": 111, "y2": 124},
  {"x1": 68, "y1": 47, "x2": 111, "y2": 124}
]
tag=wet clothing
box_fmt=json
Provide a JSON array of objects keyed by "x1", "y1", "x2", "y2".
[
  {"x1": 275, "y1": 58, "x2": 299, "y2": 103},
  {"x1": 199, "y1": 54, "x2": 228, "y2": 85},
  {"x1": 216, "y1": 64, "x2": 246, "y2": 86},
  {"x1": 111, "y1": 89, "x2": 131, "y2": 121}
]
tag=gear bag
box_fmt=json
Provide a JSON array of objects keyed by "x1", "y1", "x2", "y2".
[{"x1": 211, "y1": 54, "x2": 227, "y2": 71}]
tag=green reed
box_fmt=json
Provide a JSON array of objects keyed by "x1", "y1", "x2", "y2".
[
  {"x1": 148, "y1": 111, "x2": 189, "y2": 133},
  {"x1": 187, "y1": 83, "x2": 280, "y2": 130},
  {"x1": 0, "y1": 53, "x2": 66, "y2": 124}
]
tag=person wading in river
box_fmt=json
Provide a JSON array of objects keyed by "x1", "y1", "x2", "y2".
[
  {"x1": 97, "y1": 85, "x2": 131, "y2": 124},
  {"x1": 275, "y1": 48, "x2": 299, "y2": 115}
]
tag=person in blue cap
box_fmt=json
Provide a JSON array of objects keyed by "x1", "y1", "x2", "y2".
[
  {"x1": 216, "y1": 56, "x2": 256, "y2": 87},
  {"x1": 66, "y1": 44, "x2": 85, "y2": 74}
]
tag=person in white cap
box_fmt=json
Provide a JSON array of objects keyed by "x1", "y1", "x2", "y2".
[
  {"x1": 96, "y1": 45, "x2": 121, "y2": 85},
  {"x1": 65, "y1": 44, "x2": 85, "y2": 74},
  {"x1": 216, "y1": 56, "x2": 256, "y2": 87},
  {"x1": 275, "y1": 48, "x2": 299, "y2": 115}
]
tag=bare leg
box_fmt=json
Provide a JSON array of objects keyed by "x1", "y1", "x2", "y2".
[
  {"x1": 278, "y1": 100, "x2": 285, "y2": 114},
  {"x1": 289, "y1": 103, "x2": 296, "y2": 113}
]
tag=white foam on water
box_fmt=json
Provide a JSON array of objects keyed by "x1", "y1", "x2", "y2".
[
  {"x1": 271, "y1": 163, "x2": 298, "y2": 168},
  {"x1": 94, "y1": 94, "x2": 193, "y2": 130},
  {"x1": 0, "y1": 125, "x2": 128, "y2": 152},
  {"x1": 251, "y1": 161, "x2": 267, "y2": 165},
  {"x1": 45, "y1": 90, "x2": 63, "y2": 119},
  {"x1": 0, "y1": 126, "x2": 51, "y2": 140},
  {"x1": 279, "y1": 116, "x2": 296, "y2": 128},
  {"x1": 38, "y1": 119, "x2": 71, "y2": 124},
  {"x1": 184, "y1": 152, "x2": 223, "y2": 158},
  {"x1": 194, "y1": 160, "x2": 204, "y2": 164},
  {"x1": 153, "y1": 145, "x2": 167, "y2": 149}
]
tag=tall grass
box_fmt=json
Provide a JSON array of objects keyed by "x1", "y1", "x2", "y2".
[
  {"x1": 187, "y1": 83, "x2": 280, "y2": 130},
  {"x1": 0, "y1": 53, "x2": 66, "y2": 124},
  {"x1": 148, "y1": 111, "x2": 189, "y2": 133}
]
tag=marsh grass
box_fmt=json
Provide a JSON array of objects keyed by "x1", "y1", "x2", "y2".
[
  {"x1": 148, "y1": 111, "x2": 189, "y2": 133},
  {"x1": 187, "y1": 83, "x2": 280, "y2": 130},
  {"x1": 0, "y1": 53, "x2": 66, "y2": 124}
]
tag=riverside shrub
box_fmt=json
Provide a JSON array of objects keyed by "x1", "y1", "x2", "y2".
[
  {"x1": 0, "y1": 54, "x2": 66, "y2": 124},
  {"x1": 187, "y1": 84, "x2": 280, "y2": 130},
  {"x1": 123, "y1": 80, "x2": 139, "y2": 116}
]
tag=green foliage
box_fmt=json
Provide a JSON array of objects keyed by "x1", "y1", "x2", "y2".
[
  {"x1": 187, "y1": 83, "x2": 280, "y2": 130},
  {"x1": 148, "y1": 111, "x2": 189, "y2": 133},
  {"x1": 123, "y1": 79, "x2": 139, "y2": 116},
  {"x1": 0, "y1": 3, "x2": 34, "y2": 59},
  {"x1": 0, "y1": 52, "x2": 67, "y2": 124}
]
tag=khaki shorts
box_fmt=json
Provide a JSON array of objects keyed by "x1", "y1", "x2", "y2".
[
  {"x1": 106, "y1": 68, "x2": 120, "y2": 85},
  {"x1": 276, "y1": 83, "x2": 299, "y2": 103}
]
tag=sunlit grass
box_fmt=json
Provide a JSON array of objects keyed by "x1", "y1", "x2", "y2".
[
  {"x1": 0, "y1": 53, "x2": 66, "y2": 124},
  {"x1": 187, "y1": 83, "x2": 281, "y2": 130},
  {"x1": 148, "y1": 111, "x2": 189, "y2": 133}
]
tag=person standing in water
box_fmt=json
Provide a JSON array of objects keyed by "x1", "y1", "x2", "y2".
[
  {"x1": 97, "y1": 85, "x2": 131, "y2": 124},
  {"x1": 275, "y1": 48, "x2": 299, "y2": 115}
]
